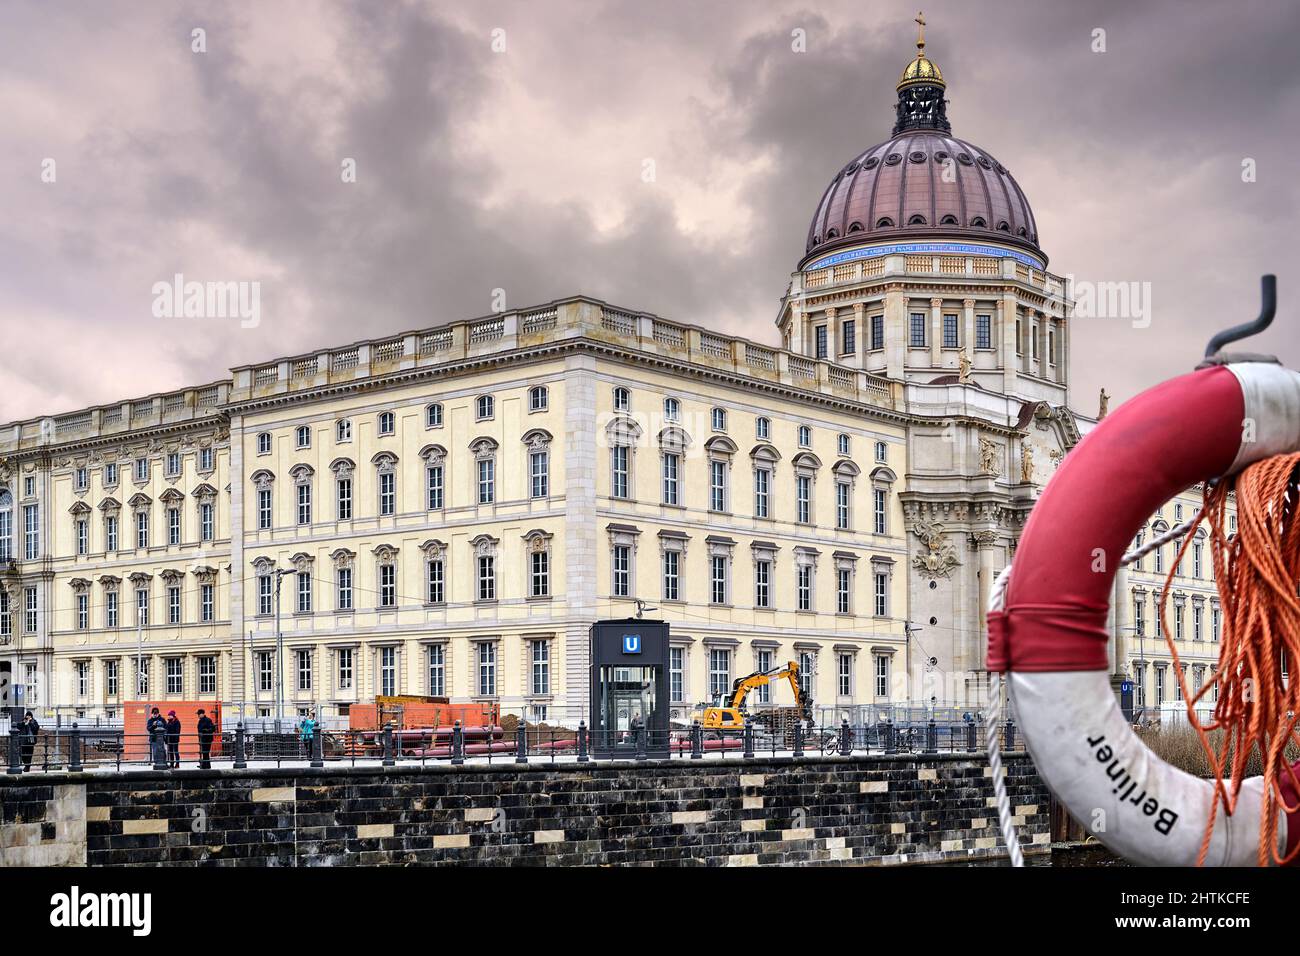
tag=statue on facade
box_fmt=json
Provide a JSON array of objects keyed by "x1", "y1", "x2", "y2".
[
  {"x1": 1098, "y1": 387, "x2": 1110, "y2": 420},
  {"x1": 978, "y1": 437, "x2": 999, "y2": 475},
  {"x1": 1020, "y1": 442, "x2": 1034, "y2": 483},
  {"x1": 958, "y1": 352, "x2": 972, "y2": 383},
  {"x1": 910, "y1": 519, "x2": 961, "y2": 578}
]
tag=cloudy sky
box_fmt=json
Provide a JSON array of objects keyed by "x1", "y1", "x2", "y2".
[{"x1": 2, "y1": 0, "x2": 1297, "y2": 423}]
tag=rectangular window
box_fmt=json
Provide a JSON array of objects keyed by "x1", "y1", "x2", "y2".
[
  {"x1": 530, "y1": 451, "x2": 549, "y2": 498},
  {"x1": 257, "y1": 652, "x2": 272, "y2": 693},
  {"x1": 909, "y1": 312, "x2": 926, "y2": 347},
  {"x1": 337, "y1": 567, "x2": 353, "y2": 610},
  {"x1": 477, "y1": 556, "x2": 496, "y2": 601},
  {"x1": 258, "y1": 488, "x2": 272, "y2": 529},
  {"x1": 531, "y1": 550, "x2": 549, "y2": 598},
  {"x1": 379, "y1": 565, "x2": 396, "y2": 608},
  {"x1": 426, "y1": 466, "x2": 443, "y2": 510},
  {"x1": 477, "y1": 642, "x2": 496, "y2": 697},
  {"x1": 874, "y1": 571, "x2": 889, "y2": 617},
  {"x1": 612, "y1": 545, "x2": 631, "y2": 597},
  {"x1": 871, "y1": 314, "x2": 884, "y2": 350},
  {"x1": 797, "y1": 565, "x2": 812, "y2": 611},
  {"x1": 379, "y1": 472, "x2": 396, "y2": 516},
  {"x1": 105, "y1": 591, "x2": 118, "y2": 628},
  {"x1": 875, "y1": 655, "x2": 890, "y2": 698},
  {"x1": 74, "y1": 518, "x2": 88, "y2": 556},
  {"x1": 77, "y1": 593, "x2": 89, "y2": 630},
  {"x1": 836, "y1": 482, "x2": 850, "y2": 530},
  {"x1": 135, "y1": 657, "x2": 149, "y2": 696},
  {"x1": 755, "y1": 559, "x2": 771, "y2": 608},
  {"x1": 297, "y1": 572, "x2": 312, "y2": 613},
  {"x1": 105, "y1": 660, "x2": 118, "y2": 697},
  {"x1": 427, "y1": 559, "x2": 445, "y2": 604},
  {"x1": 135, "y1": 510, "x2": 149, "y2": 549},
  {"x1": 258, "y1": 574, "x2": 273, "y2": 616},
  {"x1": 796, "y1": 475, "x2": 811, "y2": 524},
  {"x1": 976, "y1": 314, "x2": 992, "y2": 349},
  {"x1": 611, "y1": 445, "x2": 630, "y2": 499},
  {"x1": 134, "y1": 458, "x2": 148, "y2": 482},
  {"x1": 135, "y1": 587, "x2": 148, "y2": 627},
  {"x1": 380, "y1": 647, "x2": 396, "y2": 697},
  {"x1": 943, "y1": 314, "x2": 959, "y2": 348},
  {"x1": 427, "y1": 644, "x2": 444, "y2": 697},
  {"x1": 815, "y1": 326, "x2": 827, "y2": 359},
  {"x1": 661, "y1": 454, "x2": 679, "y2": 505},
  {"x1": 24, "y1": 504, "x2": 39, "y2": 559},
  {"x1": 199, "y1": 448, "x2": 213, "y2": 472},
  {"x1": 105, "y1": 463, "x2": 118, "y2": 485},
  {"x1": 531, "y1": 640, "x2": 550, "y2": 696},
  {"x1": 201, "y1": 583, "x2": 214, "y2": 623},
  {"x1": 837, "y1": 568, "x2": 851, "y2": 614},
  {"x1": 75, "y1": 661, "x2": 88, "y2": 697},
  {"x1": 1155, "y1": 667, "x2": 1166, "y2": 705},
  {"x1": 338, "y1": 648, "x2": 353, "y2": 691},
  {"x1": 297, "y1": 484, "x2": 311, "y2": 525},
  {"x1": 337, "y1": 477, "x2": 353, "y2": 520},
  {"x1": 755, "y1": 649, "x2": 773, "y2": 703},
  {"x1": 841, "y1": 320, "x2": 856, "y2": 355},
  {"x1": 710, "y1": 555, "x2": 727, "y2": 605},
  {"x1": 709, "y1": 649, "x2": 731, "y2": 699},
  {"x1": 873, "y1": 487, "x2": 887, "y2": 534},
  {"x1": 200, "y1": 502, "x2": 214, "y2": 541},
  {"x1": 105, "y1": 515, "x2": 118, "y2": 551},
  {"x1": 663, "y1": 550, "x2": 680, "y2": 601},
  {"x1": 75, "y1": 467, "x2": 88, "y2": 491},
  {"x1": 1193, "y1": 604, "x2": 1203, "y2": 641},
  {"x1": 709, "y1": 460, "x2": 727, "y2": 512},
  {"x1": 754, "y1": 467, "x2": 770, "y2": 518},
  {"x1": 166, "y1": 452, "x2": 181, "y2": 477},
  {"x1": 166, "y1": 657, "x2": 182, "y2": 695},
  {"x1": 838, "y1": 654, "x2": 852, "y2": 697},
  {"x1": 297, "y1": 649, "x2": 312, "y2": 691},
  {"x1": 167, "y1": 585, "x2": 181, "y2": 625},
  {"x1": 670, "y1": 647, "x2": 685, "y2": 701},
  {"x1": 477, "y1": 459, "x2": 495, "y2": 505},
  {"x1": 198, "y1": 657, "x2": 216, "y2": 695},
  {"x1": 24, "y1": 586, "x2": 37, "y2": 632}
]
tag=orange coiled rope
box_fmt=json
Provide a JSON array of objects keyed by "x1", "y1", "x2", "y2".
[{"x1": 1160, "y1": 451, "x2": 1300, "y2": 866}]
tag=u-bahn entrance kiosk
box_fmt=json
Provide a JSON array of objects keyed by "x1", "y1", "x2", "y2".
[{"x1": 589, "y1": 619, "x2": 669, "y2": 759}]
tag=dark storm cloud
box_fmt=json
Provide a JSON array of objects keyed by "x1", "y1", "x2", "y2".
[{"x1": 1, "y1": 0, "x2": 1296, "y2": 423}]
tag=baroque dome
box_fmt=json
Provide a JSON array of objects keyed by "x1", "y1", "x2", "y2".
[{"x1": 801, "y1": 16, "x2": 1042, "y2": 268}]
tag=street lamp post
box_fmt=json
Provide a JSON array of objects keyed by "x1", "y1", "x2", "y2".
[{"x1": 274, "y1": 568, "x2": 286, "y2": 734}]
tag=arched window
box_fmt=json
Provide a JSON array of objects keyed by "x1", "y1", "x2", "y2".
[
  {"x1": 755, "y1": 417, "x2": 771, "y2": 441},
  {"x1": 425, "y1": 403, "x2": 443, "y2": 428},
  {"x1": 876, "y1": 217, "x2": 894, "y2": 228},
  {"x1": 711, "y1": 407, "x2": 727, "y2": 432},
  {"x1": 377, "y1": 411, "x2": 395, "y2": 436},
  {"x1": 336, "y1": 419, "x2": 352, "y2": 442},
  {"x1": 907, "y1": 214, "x2": 927, "y2": 225},
  {"x1": 613, "y1": 386, "x2": 630, "y2": 412},
  {"x1": 257, "y1": 432, "x2": 272, "y2": 455},
  {"x1": 295, "y1": 425, "x2": 311, "y2": 449},
  {"x1": 664, "y1": 397, "x2": 681, "y2": 423},
  {"x1": 874, "y1": 440, "x2": 888, "y2": 463},
  {"x1": 837, "y1": 434, "x2": 851, "y2": 456},
  {"x1": 798, "y1": 425, "x2": 812, "y2": 448},
  {"x1": 476, "y1": 395, "x2": 495, "y2": 421},
  {"x1": 0, "y1": 489, "x2": 11, "y2": 561},
  {"x1": 940, "y1": 214, "x2": 959, "y2": 225},
  {"x1": 529, "y1": 386, "x2": 548, "y2": 412}
]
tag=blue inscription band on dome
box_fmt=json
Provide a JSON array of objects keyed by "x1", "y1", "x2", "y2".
[{"x1": 806, "y1": 241, "x2": 1045, "y2": 272}]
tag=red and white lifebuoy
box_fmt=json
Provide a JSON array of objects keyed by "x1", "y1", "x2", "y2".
[{"x1": 987, "y1": 362, "x2": 1300, "y2": 866}]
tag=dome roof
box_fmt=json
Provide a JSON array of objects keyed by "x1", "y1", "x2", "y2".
[
  {"x1": 899, "y1": 55, "x2": 943, "y2": 88},
  {"x1": 802, "y1": 131, "x2": 1040, "y2": 265},
  {"x1": 800, "y1": 15, "x2": 1043, "y2": 268}
]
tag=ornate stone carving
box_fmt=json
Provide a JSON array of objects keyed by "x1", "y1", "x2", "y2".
[
  {"x1": 978, "y1": 438, "x2": 999, "y2": 475},
  {"x1": 958, "y1": 352, "x2": 972, "y2": 383},
  {"x1": 910, "y1": 519, "x2": 961, "y2": 578},
  {"x1": 1020, "y1": 442, "x2": 1035, "y2": 483}
]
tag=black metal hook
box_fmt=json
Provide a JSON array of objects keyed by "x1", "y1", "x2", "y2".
[{"x1": 1204, "y1": 275, "x2": 1277, "y2": 358}]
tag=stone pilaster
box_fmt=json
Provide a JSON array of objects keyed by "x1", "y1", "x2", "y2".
[{"x1": 562, "y1": 354, "x2": 598, "y2": 724}]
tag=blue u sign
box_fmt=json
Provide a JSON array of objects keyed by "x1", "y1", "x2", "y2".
[{"x1": 622, "y1": 634, "x2": 641, "y2": 654}]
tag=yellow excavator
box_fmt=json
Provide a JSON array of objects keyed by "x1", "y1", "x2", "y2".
[{"x1": 696, "y1": 661, "x2": 813, "y2": 730}]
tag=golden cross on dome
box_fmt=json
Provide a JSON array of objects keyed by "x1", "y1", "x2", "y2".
[{"x1": 915, "y1": 11, "x2": 926, "y2": 56}]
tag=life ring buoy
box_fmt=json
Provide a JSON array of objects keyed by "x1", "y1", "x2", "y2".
[{"x1": 987, "y1": 362, "x2": 1300, "y2": 866}]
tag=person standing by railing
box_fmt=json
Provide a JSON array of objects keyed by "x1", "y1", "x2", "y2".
[
  {"x1": 18, "y1": 710, "x2": 39, "y2": 772},
  {"x1": 165, "y1": 710, "x2": 182, "y2": 769},
  {"x1": 146, "y1": 707, "x2": 167, "y2": 767},
  {"x1": 298, "y1": 710, "x2": 316, "y2": 761},
  {"x1": 196, "y1": 709, "x2": 215, "y2": 769}
]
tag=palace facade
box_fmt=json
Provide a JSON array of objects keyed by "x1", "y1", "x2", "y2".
[{"x1": 0, "y1": 22, "x2": 1225, "y2": 726}]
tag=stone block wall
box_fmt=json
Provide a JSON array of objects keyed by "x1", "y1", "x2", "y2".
[{"x1": 1, "y1": 753, "x2": 1049, "y2": 867}]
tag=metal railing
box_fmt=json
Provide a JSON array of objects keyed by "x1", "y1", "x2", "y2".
[{"x1": 3, "y1": 716, "x2": 1023, "y2": 774}]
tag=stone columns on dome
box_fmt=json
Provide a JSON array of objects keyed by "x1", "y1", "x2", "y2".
[
  {"x1": 884, "y1": 287, "x2": 907, "y2": 380},
  {"x1": 929, "y1": 297, "x2": 942, "y2": 368},
  {"x1": 962, "y1": 298, "x2": 975, "y2": 378},
  {"x1": 999, "y1": 292, "x2": 1018, "y2": 393}
]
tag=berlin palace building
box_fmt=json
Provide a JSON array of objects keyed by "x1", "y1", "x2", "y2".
[{"x1": 0, "y1": 24, "x2": 1224, "y2": 727}]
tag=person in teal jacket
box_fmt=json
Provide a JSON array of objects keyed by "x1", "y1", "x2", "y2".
[{"x1": 298, "y1": 711, "x2": 317, "y2": 759}]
